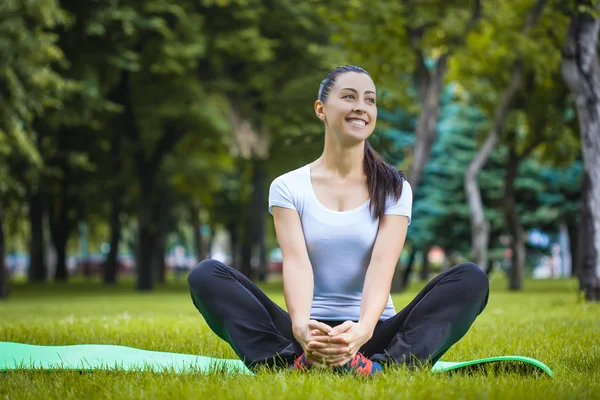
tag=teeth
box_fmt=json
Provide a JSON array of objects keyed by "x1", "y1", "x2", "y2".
[{"x1": 348, "y1": 119, "x2": 366, "y2": 127}]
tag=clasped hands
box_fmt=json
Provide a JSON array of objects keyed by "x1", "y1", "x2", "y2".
[{"x1": 295, "y1": 320, "x2": 372, "y2": 368}]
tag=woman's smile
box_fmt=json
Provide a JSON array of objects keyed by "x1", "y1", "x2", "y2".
[{"x1": 346, "y1": 118, "x2": 368, "y2": 128}]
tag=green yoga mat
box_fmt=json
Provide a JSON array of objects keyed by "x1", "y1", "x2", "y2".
[{"x1": 0, "y1": 342, "x2": 553, "y2": 377}]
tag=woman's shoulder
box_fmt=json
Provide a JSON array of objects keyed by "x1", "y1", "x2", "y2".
[
  {"x1": 268, "y1": 164, "x2": 310, "y2": 214},
  {"x1": 271, "y1": 164, "x2": 310, "y2": 187}
]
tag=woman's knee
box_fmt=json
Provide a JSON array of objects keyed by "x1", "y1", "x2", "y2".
[
  {"x1": 187, "y1": 259, "x2": 224, "y2": 291},
  {"x1": 454, "y1": 262, "x2": 490, "y2": 294}
]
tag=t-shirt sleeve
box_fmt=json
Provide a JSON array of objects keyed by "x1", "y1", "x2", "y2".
[
  {"x1": 385, "y1": 179, "x2": 413, "y2": 225},
  {"x1": 268, "y1": 176, "x2": 296, "y2": 215}
]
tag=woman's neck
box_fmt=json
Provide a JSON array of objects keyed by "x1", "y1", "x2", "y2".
[{"x1": 312, "y1": 133, "x2": 365, "y2": 179}]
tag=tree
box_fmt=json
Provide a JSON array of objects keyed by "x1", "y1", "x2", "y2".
[
  {"x1": 561, "y1": 0, "x2": 600, "y2": 300},
  {"x1": 397, "y1": 88, "x2": 506, "y2": 278},
  {"x1": 317, "y1": 0, "x2": 483, "y2": 191},
  {"x1": 102, "y1": 1, "x2": 210, "y2": 290},
  {"x1": 458, "y1": 0, "x2": 550, "y2": 271},
  {"x1": 0, "y1": 0, "x2": 72, "y2": 293},
  {"x1": 195, "y1": 0, "x2": 332, "y2": 279}
]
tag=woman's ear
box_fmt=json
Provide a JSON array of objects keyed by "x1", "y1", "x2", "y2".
[{"x1": 314, "y1": 100, "x2": 326, "y2": 121}]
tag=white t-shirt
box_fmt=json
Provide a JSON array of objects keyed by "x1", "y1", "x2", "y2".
[{"x1": 268, "y1": 164, "x2": 413, "y2": 321}]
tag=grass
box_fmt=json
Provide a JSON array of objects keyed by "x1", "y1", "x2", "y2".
[{"x1": 1, "y1": 273, "x2": 599, "y2": 399}]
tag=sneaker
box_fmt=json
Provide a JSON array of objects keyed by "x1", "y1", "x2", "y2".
[
  {"x1": 293, "y1": 353, "x2": 312, "y2": 370},
  {"x1": 336, "y1": 353, "x2": 383, "y2": 377}
]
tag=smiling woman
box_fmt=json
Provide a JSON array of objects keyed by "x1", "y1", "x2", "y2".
[{"x1": 187, "y1": 65, "x2": 489, "y2": 378}]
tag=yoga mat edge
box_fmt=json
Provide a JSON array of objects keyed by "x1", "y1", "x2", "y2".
[{"x1": 0, "y1": 342, "x2": 553, "y2": 377}]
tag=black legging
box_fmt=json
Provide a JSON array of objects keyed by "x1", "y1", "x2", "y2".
[{"x1": 188, "y1": 260, "x2": 489, "y2": 370}]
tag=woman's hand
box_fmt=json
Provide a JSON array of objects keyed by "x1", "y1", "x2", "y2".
[
  {"x1": 293, "y1": 320, "x2": 348, "y2": 366},
  {"x1": 307, "y1": 321, "x2": 373, "y2": 367}
]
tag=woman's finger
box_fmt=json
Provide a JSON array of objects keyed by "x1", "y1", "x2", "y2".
[
  {"x1": 329, "y1": 320, "x2": 354, "y2": 336},
  {"x1": 309, "y1": 351, "x2": 331, "y2": 362},
  {"x1": 308, "y1": 320, "x2": 333, "y2": 334},
  {"x1": 308, "y1": 335, "x2": 347, "y2": 345},
  {"x1": 307, "y1": 342, "x2": 347, "y2": 354},
  {"x1": 308, "y1": 345, "x2": 349, "y2": 356}
]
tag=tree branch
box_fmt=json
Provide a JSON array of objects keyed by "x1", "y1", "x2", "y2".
[
  {"x1": 517, "y1": 135, "x2": 545, "y2": 162},
  {"x1": 446, "y1": 0, "x2": 483, "y2": 52},
  {"x1": 147, "y1": 124, "x2": 187, "y2": 177}
]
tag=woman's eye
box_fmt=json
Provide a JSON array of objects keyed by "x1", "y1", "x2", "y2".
[
  {"x1": 367, "y1": 98, "x2": 376, "y2": 103},
  {"x1": 343, "y1": 94, "x2": 355, "y2": 99}
]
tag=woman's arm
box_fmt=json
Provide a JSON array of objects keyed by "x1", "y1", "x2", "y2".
[
  {"x1": 271, "y1": 207, "x2": 314, "y2": 331},
  {"x1": 359, "y1": 214, "x2": 410, "y2": 333},
  {"x1": 273, "y1": 206, "x2": 352, "y2": 365},
  {"x1": 321, "y1": 214, "x2": 409, "y2": 365}
]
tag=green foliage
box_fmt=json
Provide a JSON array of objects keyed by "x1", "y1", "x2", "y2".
[
  {"x1": 448, "y1": 0, "x2": 571, "y2": 123},
  {"x1": 0, "y1": 0, "x2": 586, "y2": 284},
  {"x1": 405, "y1": 87, "x2": 503, "y2": 255},
  {"x1": 379, "y1": 82, "x2": 582, "y2": 260},
  {"x1": 314, "y1": 0, "x2": 479, "y2": 110},
  {"x1": 0, "y1": 0, "x2": 72, "y2": 164}
]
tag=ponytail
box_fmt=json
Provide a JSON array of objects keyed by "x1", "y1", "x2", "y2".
[{"x1": 364, "y1": 141, "x2": 406, "y2": 220}]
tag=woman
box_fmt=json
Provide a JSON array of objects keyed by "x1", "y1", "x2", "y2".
[{"x1": 188, "y1": 65, "x2": 489, "y2": 377}]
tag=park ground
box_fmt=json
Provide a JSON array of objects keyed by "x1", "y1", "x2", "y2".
[{"x1": 1, "y1": 274, "x2": 599, "y2": 400}]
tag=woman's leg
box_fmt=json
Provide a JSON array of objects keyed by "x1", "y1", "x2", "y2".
[
  {"x1": 187, "y1": 259, "x2": 301, "y2": 369},
  {"x1": 360, "y1": 262, "x2": 489, "y2": 367}
]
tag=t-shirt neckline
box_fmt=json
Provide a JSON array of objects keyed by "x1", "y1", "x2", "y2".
[{"x1": 304, "y1": 164, "x2": 370, "y2": 215}]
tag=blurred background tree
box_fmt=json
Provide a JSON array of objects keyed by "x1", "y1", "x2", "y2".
[{"x1": 1, "y1": 0, "x2": 597, "y2": 301}]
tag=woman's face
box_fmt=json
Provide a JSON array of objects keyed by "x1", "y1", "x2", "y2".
[{"x1": 315, "y1": 72, "x2": 377, "y2": 144}]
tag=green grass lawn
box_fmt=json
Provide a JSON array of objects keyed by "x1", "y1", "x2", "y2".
[{"x1": 1, "y1": 273, "x2": 599, "y2": 399}]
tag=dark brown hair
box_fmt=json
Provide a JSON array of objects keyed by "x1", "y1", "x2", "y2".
[{"x1": 318, "y1": 65, "x2": 406, "y2": 220}]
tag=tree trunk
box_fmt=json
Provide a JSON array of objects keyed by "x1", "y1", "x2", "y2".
[
  {"x1": 251, "y1": 159, "x2": 268, "y2": 281},
  {"x1": 239, "y1": 159, "x2": 268, "y2": 279},
  {"x1": 558, "y1": 223, "x2": 572, "y2": 277},
  {"x1": 408, "y1": 56, "x2": 448, "y2": 190},
  {"x1": 390, "y1": 51, "x2": 446, "y2": 295},
  {"x1": 578, "y1": 173, "x2": 599, "y2": 298},
  {"x1": 406, "y1": 0, "x2": 483, "y2": 190},
  {"x1": 152, "y1": 226, "x2": 166, "y2": 284},
  {"x1": 0, "y1": 200, "x2": 9, "y2": 299},
  {"x1": 50, "y1": 164, "x2": 73, "y2": 283},
  {"x1": 419, "y1": 244, "x2": 431, "y2": 281},
  {"x1": 239, "y1": 208, "x2": 253, "y2": 277},
  {"x1": 464, "y1": 66, "x2": 521, "y2": 271},
  {"x1": 53, "y1": 232, "x2": 68, "y2": 282},
  {"x1": 391, "y1": 246, "x2": 417, "y2": 293},
  {"x1": 137, "y1": 179, "x2": 155, "y2": 291},
  {"x1": 152, "y1": 189, "x2": 168, "y2": 284},
  {"x1": 104, "y1": 128, "x2": 124, "y2": 284},
  {"x1": 50, "y1": 194, "x2": 70, "y2": 282},
  {"x1": 258, "y1": 235, "x2": 268, "y2": 282},
  {"x1": 504, "y1": 141, "x2": 526, "y2": 290},
  {"x1": 190, "y1": 203, "x2": 203, "y2": 263},
  {"x1": 402, "y1": 247, "x2": 418, "y2": 287},
  {"x1": 28, "y1": 189, "x2": 46, "y2": 282},
  {"x1": 464, "y1": 126, "x2": 500, "y2": 271},
  {"x1": 208, "y1": 223, "x2": 216, "y2": 260},
  {"x1": 464, "y1": 0, "x2": 545, "y2": 272},
  {"x1": 227, "y1": 222, "x2": 238, "y2": 269},
  {"x1": 104, "y1": 189, "x2": 122, "y2": 285},
  {"x1": 561, "y1": 2, "x2": 600, "y2": 300},
  {"x1": 568, "y1": 220, "x2": 580, "y2": 278}
]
